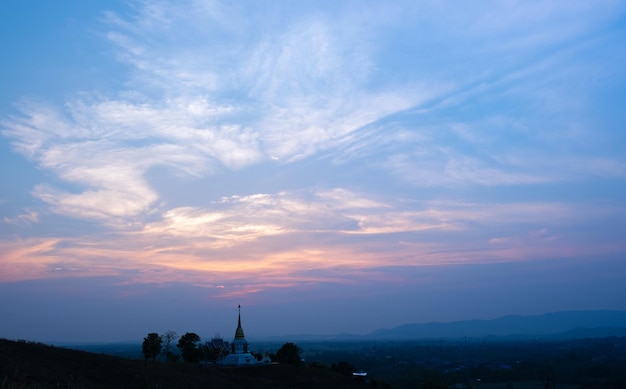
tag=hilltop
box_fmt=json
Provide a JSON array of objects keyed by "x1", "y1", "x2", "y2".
[{"x1": 0, "y1": 339, "x2": 373, "y2": 389}]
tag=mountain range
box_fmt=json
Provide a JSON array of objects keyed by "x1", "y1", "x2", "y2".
[{"x1": 265, "y1": 310, "x2": 626, "y2": 341}]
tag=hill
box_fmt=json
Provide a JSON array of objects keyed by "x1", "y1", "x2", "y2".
[
  {"x1": 366, "y1": 310, "x2": 626, "y2": 340},
  {"x1": 0, "y1": 339, "x2": 372, "y2": 389}
]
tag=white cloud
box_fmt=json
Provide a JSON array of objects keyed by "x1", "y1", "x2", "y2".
[
  {"x1": 2, "y1": 0, "x2": 625, "y2": 232},
  {"x1": 141, "y1": 187, "x2": 603, "y2": 247},
  {"x1": 2, "y1": 1, "x2": 427, "y2": 226}
]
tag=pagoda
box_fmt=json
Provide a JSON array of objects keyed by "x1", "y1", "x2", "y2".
[{"x1": 221, "y1": 305, "x2": 258, "y2": 365}]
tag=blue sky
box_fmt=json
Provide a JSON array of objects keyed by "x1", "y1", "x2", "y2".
[{"x1": 1, "y1": 0, "x2": 626, "y2": 343}]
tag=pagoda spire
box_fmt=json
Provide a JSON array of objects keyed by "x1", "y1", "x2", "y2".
[{"x1": 234, "y1": 304, "x2": 245, "y2": 339}]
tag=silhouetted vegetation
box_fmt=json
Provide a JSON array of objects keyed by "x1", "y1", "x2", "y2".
[
  {"x1": 161, "y1": 330, "x2": 179, "y2": 362},
  {"x1": 0, "y1": 338, "x2": 374, "y2": 388},
  {"x1": 176, "y1": 332, "x2": 202, "y2": 363},
  {"x1": 142, "y1": 332, "x2": 162, "y2": 361},
  {"x1": 275, "y1": 342, "x2": 302, "y2": 365},
  {"x1": 200, "y1": 341, "x2": 220, "y2": 362},
  {"x1": 6, "y1": 335, "x2": 626, "y2": 388}
]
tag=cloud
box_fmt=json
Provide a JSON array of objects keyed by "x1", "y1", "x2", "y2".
[
  {"x1": 0, "y1": 238, "x2": 65, "y2": 282},
  {"x1": 1, "y1": 0, "x2": 625, "y2": 302},
  {"x1": 3, "y1": 211, "x2": 38, "y2": 226},
  {"x1": 1, "y1": 1, "x2": 430, "y2": 227},
  {"x1": 2, "y1": 187, "x2": 624, "y2": 303},
  {"x1": 141, "y1": 189, "x2": 382, "y2": 242}
]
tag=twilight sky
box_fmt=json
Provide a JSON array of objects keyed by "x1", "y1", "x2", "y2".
[{"x1": 1, "y1": 0, "x2": 626, "y2": 343}]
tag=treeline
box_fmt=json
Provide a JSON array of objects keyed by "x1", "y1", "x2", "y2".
[{"x1": 142, "y1": 331, "x2": 302, "y2": 365}]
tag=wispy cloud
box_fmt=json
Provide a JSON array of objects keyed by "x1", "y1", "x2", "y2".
[
  {"x1": 1, "y1": 1, "x2": 427, "y2": 226},
  {"x1": 1, "y1": 0, "x2": 625, "y2": 305},
  {"x1": 3, "y1": 210, "x2": 38, "y2": 226},
  {"x1": 3, "y1": 187, "x2": 623, "y2": 294}
]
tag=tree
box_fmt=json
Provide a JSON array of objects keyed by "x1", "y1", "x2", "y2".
[
  {"x1": 199, "y1": 341, "x2": 218, "y2": 362},
  {"x1": 177, "y1": 332, "x2": 202, "y2": 363},
  {"x1": 275, "y1": 342, "x2": 302, "y2": 365},
  {"x1": 161, "y1": 330, "x2": 178, "y2": 362},
  {"x1": 142, "y1": 333, "x2": 162, "y2": 361}
]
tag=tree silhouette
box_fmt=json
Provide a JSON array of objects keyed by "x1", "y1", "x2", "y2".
[
  {"x1": 177, "y1": 332, "x2": 202, "y2": 363},
  {"x1": 275, "y1": 342, "x2": 302, "y2": 365},
  {"x1": 161, "y1": 330, "x2": 178, "y2": 362},
  {"x1": 142, "y1": 333, "x2": 162, "y2": 361},
  {"x1": 200, "y1": 341, "x2": 216, "y2": 362}
]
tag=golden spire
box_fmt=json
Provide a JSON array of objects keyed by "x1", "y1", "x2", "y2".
[{"x1": 234, "y1": 304, "x2": 245, "y2": 339}]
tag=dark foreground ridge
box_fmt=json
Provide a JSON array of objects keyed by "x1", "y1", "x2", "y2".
[{"x1": 0, "y1": 339, "x2": 373, "y2": 389}]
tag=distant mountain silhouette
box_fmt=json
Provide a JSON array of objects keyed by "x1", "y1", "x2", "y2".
[{"x1": 365, "y1": 310, "x2": 626, "y2": 340}]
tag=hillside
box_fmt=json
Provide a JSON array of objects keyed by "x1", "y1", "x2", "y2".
[{"x1": 0, "y1": 339, "x2": 372, "y2": 389}]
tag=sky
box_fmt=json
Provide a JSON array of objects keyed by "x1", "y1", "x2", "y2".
[{"x1": 1, "y1": 0, "x2": 626, "y2": 343}]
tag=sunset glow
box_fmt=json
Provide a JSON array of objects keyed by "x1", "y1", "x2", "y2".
[{"x1": 1, "y1": 0, "x2": 625, "y2": 342}]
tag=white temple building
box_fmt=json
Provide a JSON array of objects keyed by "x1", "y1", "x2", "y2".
[{"x1": 221, "y1": 305, "x2": 259, "y2": 365}]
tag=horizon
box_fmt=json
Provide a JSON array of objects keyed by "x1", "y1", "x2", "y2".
[
  {"x1": 2, "y1": 1, "x2": 626, "y2": 343},
  {"x1": 26, "y1": 308, "x2": 626, "y2": 345}
]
